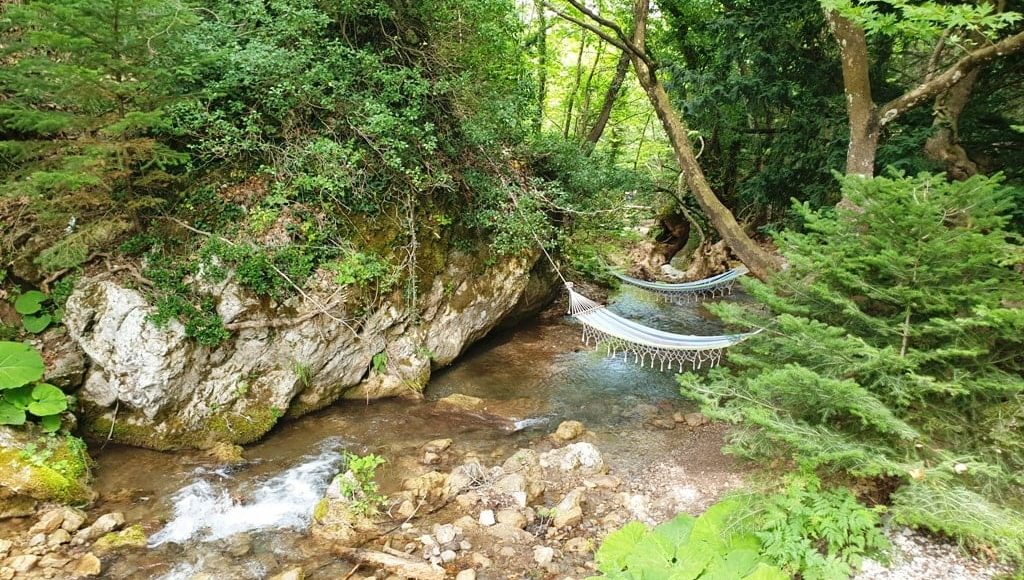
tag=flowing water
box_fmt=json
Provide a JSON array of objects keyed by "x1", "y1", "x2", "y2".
[{"x1": 88, "y1": 287, "x2": 744, "y2": 579}]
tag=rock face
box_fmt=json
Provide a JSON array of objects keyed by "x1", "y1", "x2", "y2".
[{"x1": 64, "y1": 252, "x2": 553, "y2": 449}]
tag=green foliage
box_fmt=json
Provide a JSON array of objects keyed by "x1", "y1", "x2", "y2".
[
  {"x1": 739, "y1": 474, "x2": 888, "y2": 579},
  {"x1": 371, "y1": 352, "x2": 388, "y2": 375},
  {"x1": 328, "y1": 252, "x2": 398, "y2": 291},
  {"x1": 659, "y1": 0, "x2": 846, "y2": 216},
  {"x1": 0, "y1": 342, "x2": 68, "y2": 431},
  {"x1": 680, "y1": 172, "x2": 1024, "y2": 561},
  {"x1": 590, "y1": 499, "x2": 786, "y2": 580},
  {"x1": 12, "y1": 289, "x2": 60, "y2": 334},
  {"x1": 825, "y1": 0, "x2": 1022, "y2": 42},
  {"x1": 338, "y1": 451, "x2": 387, "y2": 516}
]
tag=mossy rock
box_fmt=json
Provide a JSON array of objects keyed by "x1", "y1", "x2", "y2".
[
  {"x1": 83, "y1": 402, "x2": 281, "y2": 451},
  {"x1": 0, "y1": 426, "x2": 94, "y2": 508},
  {"x1": 93, "y1": 524, "x2": 147, "y2": 554}
]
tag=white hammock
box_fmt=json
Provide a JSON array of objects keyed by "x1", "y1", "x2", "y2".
[
  {"x1": 611, "y1": 266, "x2": 748, "y2": 304},
  {"x1": 567, "y1": 284, "x2": 760, "y2": 371}
]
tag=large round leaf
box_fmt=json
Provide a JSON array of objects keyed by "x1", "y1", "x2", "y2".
[
  {"x1": 2, "y1": 386, "x2": 33, "y2": 410},
  {"x1": 27, "y1": 383, "x2": 68, "y2": 417},
  {"x1": 0, "y1": 400, "x2": 26, "y2": 425},
  {"x1": 0, "y1": 342, "x2": 45, "y2": 389},
  {"x1": 22, "y1": 314, "x2": 52, "y2": 334},
  {"x1": 13, "y1": 291, "x2": 47, "y2": 315},
  {"x1": 39, "y1": 414, "x2": 62, "y2": 433}
]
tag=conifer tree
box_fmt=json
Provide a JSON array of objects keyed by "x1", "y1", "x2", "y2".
[
  {"x1": 0, "y1": 0, "x2": 192, "y2": 273},
  {"x1": 681, "y1": 172, "x2": 1024, "y2": 560}
]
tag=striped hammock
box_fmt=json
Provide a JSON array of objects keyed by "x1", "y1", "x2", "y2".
[
  {"x1": 612, "y1": 266, "x2": 748, "y2": 304},
  {"x1": 567, "y1": 285, "x2": 759, "y2": 371}
]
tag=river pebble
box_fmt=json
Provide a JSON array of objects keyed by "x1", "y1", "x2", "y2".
[{"x1": 854, "y1": 528, "x2": 1012, "y2": 579}]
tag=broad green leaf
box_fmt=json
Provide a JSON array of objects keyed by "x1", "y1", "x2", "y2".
[
  {"x1": 22, "y1": 314, "x2": 52, "y2": 334},
  {"x1": 27, "y1": 383, "x2": 68, "y2": 417},
  {"x1": 742, "y1": 563, "x2": 789, "y2": 580},
  {"x1": 726, "y1": 532, "x2": 762, "y2": 552},
  {"x1": 39, "y1": 413, "x2": 62, "y2": 433},
  {"x1": 701, "y1": 549, "x2": 761, "y2": 579},
  {"x1": 3, "y1": 386, "x2": 33, "y2": 410},
  {"x1": 13, "y1": 291, "x2": 47, "y2": 315},
  {"x1": 654, "y1": 513, "x2": 696, "y2": 546},
  {"x1": 595, "y1": 521, "x2": 649, "y2": 573},
  {"x1": 623, "y1": 535, "x2": 675, "y2": 579},
  {"x1": 669, "y1": 539, "x2": 714, "y2": 580},
  {"x1": 690, "y1": 498, "x2": 742, "y2": 550},
  {"x1": 0, "y1": 400, "x2": 26, "y2": 425},
  {"x1": 0, "y1": 341, "x2": 45, "y2": 389}
]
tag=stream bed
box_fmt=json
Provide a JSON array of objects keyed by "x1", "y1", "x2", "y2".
[{"x1": 87, "y1": 287, "x2": 749, "y2": 579}]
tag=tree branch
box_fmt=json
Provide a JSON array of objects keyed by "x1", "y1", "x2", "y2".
[
  {"x1": 544, "y1": 3, "x2": 629, "y2": 53},
  {"x1": 879, "y1": 29, "x2": 1024, "y2": 127}
]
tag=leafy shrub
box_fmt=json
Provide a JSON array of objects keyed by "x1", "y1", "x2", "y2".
[
  {"x1": 680, "y1": 172, "x2": 1024, "y2": 561},
  {"x1": 589, "y1": 499, "x2": 787, "y2": 579},
  {"x1": 337, "y1": 451, "x2": 387, "y2": 516},
  {"x1": 0, "y1": 342, "x2": 69, "y2": 432},
  {"x1": 738, "y1": 474, "x2": 889, "y2": 579}
]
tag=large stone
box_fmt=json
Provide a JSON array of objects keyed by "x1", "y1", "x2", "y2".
[
  {"x1": 92, "y1": 525, "x2": 147, "y2": 554},
  {"x1": 551, "y1": 420, "x2": 585, "y2": 443},
  {"x1": 402, "y1": 471, "x2": 449, "y2": 504},
  {"x1": 0, "y1": 426, "x2": 93, "y2": 508},
  {"x1": 269, "y1": 568, "x2": 304, "y2": 580},
  {"x1": 9, "y1": 555, "x2": 38, "y2": 573},
  {"x1": 446, "y1": 461, "x2": 485, "y2": 496},
  {"x1": 437, "y1": 394, "x2": 484, "y2": 411},
  {"x1": 552, "y1": 489, "x2": 584, "y2": 529},
  {"x1": 533, "y1": 546, "x2": 555, "y2": 566},
  {"x1": 69, "y1": 553, "x2": 101, "y2": 577},
  {"x1": 540, "y1": 443, "x2": 606, "y2": 475},
  {"x1": 64, "y1": 252, "x2": 552, "y2": 450},
  {"x1": 495, "y1": 509, "x2": 527, "y2": 529}
]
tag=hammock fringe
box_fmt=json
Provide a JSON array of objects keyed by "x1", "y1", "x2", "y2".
[{"x1": 567, "y1": 286, "x2": 758, "y2": 372}]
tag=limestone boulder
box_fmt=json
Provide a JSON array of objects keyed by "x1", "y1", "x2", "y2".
[{"x1": 63, "y1": 252, "x2": 554, "y2": 450}]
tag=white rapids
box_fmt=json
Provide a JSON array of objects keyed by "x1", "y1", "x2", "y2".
[{"x1": 149, "y1": 437, "x2": 346, "y2": 547}]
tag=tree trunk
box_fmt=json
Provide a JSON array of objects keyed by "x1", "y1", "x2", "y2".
[
  {"x1": 629, "y1": 0, "x2": 781, "y2": 280},
  {"x1": 827, "y1": 10, "x2": 878, "y2": 177},
  {"x1": 825, "y1": 7, "x2": 1024, "y2": 178},
  {"x1": 924, "y1": 68, "x2": 980, "y2": 180},
  {"x1": 563, "y1": 30, "x2": 587, "y2": 139},
  {"x1": 576, "y1": 38, "x2": 606, "y2": 140},
  {"x1": 585, "y1": 50, "x2": 630, "y2": 147},
  {"x1": 533, "y1": 0, "x2": 547, "y2": 133}
]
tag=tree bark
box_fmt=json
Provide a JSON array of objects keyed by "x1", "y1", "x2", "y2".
[
  {"x1": 924, "y1": 68, "x2": 980, "y2": 180},
  {"x1": 627, "y1": 0, "x2": 781, "y2": 280},
  {"x1": 827, "y1": 10, "x2": 879, "y2": 176},
  {"x1": 576, "y1": 37, "x2": 606, "y2": 140},
  {"x1": 563, "y1": 30, "x2": 587, "y2": 139},
  {"x1": 584, "y1": 50, "x2": 630, "y2": 147},
  {"x1": 826, "y1": 8, "x2": 1024, "y2": 177},
  {"x1": 533, "y1": 0, "x2": 547, "y2": 133}
]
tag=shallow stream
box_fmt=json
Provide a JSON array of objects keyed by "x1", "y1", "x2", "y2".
[{"x1": 88, "y1": 287, "x2": 743, "y2": 579}]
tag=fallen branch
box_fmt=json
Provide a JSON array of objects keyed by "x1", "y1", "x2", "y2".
[{"x1": 334, "y1": 547, "x2": 444, "y2": 580}]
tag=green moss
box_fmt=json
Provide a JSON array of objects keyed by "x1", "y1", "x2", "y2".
[
  {"x1": 203, "y1": 406, "x2": 280, "y2": 445},
  {"x1": 93, "y1": 524, "x2": 147, "y2": 553},
  {"x1": 313, "y1": 498, "x2": 329, "y2": 521},
  {"x1": 0, "y1": 440, "x2": 92, "y2": 505},
  {"x1": 85, "y1": 403, "x2": 280, "y2": 450}
]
